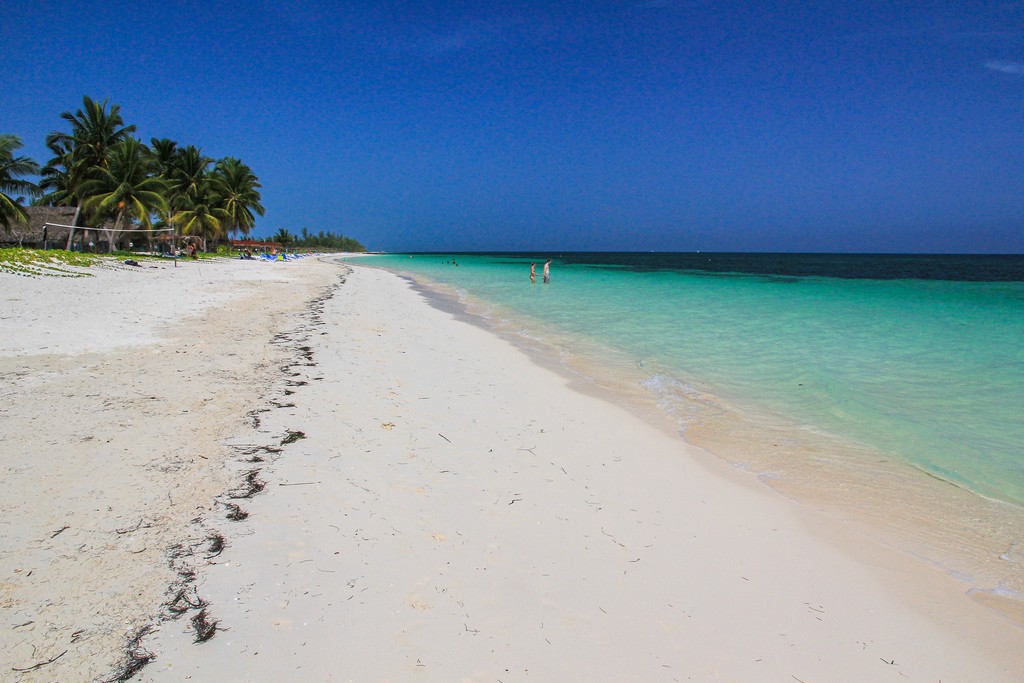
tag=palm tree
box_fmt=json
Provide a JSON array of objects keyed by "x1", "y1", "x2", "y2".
[
  {"x1": 37, "y1": 137, "x2": 101, "y2": 249},
  {"x1": 171, "y1": 145, "x2": 213, "y2": 204},
  {"x1": 48, "y1": 96, "x2": 136, "y2": 170},
  {"x1": 37, "y1": 137, "x2": 77, "y2": 207},
  {"x1": 148, "y1": 138, "x2": 179, "y2": 178},
  {"x1": 0, "y1": 134, "x2": 41, "y2": 232},
  {"x1": 45, "y1": 96, "x2": 136, "y2": 248},
  {"x1": 212, "y1": 157, "x2": 265, "y2": 240},
  {"x1": 173, "y1": 178, "x2": 228, "y2": 252},
  {"x1": 147, "y1": 138, "x2": 179, "y2": 250},
  {"x1": 167, "y1": 145, "x2": 213, "y2": 248},
  {"x1": 271, "y1": 228, "x2": 294, "y2": 246},
  {"x1": 79, "y1": 138, "x2": 169, "y2": 252}
]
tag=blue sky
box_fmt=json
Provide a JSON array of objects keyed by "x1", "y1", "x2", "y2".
[{"x1": 4, "y1": 1, "x2": 1023, "y2": 252}]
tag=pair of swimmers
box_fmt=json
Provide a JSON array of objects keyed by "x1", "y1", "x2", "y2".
[{"x1": 530, "y1": 259, "x2": 551, "y2": 284}]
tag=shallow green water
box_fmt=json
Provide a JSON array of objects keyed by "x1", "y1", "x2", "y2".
[{"x1": 360, "y1": 253, "x2": 1024, "y2": 509}]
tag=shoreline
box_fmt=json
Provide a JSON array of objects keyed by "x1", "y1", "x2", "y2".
[
  {"x1": 372, "y1": 260, "x2": 1024, "y2": 629},
  {"x1": 137, "y1": 263, "x2": 1022, "y2": 681},
  {"x1": 2, "y1": 257, "x2": 1022, "y2": 681}
]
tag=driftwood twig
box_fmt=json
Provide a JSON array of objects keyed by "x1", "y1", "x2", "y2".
[{"x1": 12, "y1": 649, "x2": 67, "y2": 672}]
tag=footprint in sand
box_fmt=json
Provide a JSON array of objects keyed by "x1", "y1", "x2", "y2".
[{"x1": 407, "y1": 596, "x2": 430, "y2": 611}]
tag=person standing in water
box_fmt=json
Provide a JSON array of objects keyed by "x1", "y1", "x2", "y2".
[
  {"x1": 543, "y1": 259, "x2": 551, "y2": 284},
  {"x1": 530, "y1": 262, "x2": 537, "y2": 283}
]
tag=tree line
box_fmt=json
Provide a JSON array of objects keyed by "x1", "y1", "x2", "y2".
[
  {"x1": 0, "y1": 96, "x2": 364, "y2": 253},
  {"x1": 268, "y1": 227, "x2": 366, "y2": 253}
]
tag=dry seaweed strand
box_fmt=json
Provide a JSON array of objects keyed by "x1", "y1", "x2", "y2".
[
  {"x1": 269, "y1": 399, "x2": 296, "y2": 408},
  {"x1": 166, "y1": 541, "x2": 199, "y2": 584},
  {"x1": 166, "y1": 586, "x2": 206, "y2": 617},
  {"x1": 234, "y1": 443, "x2": 283, "y2": 464},
  {"x1": 246, "y1": 407, "x2": 268, "y2": 428},
  {"x1": 230, "y1": 469, "x2": 266, "y2": 499},
  {"x1": 205, "y1": 532, "x2": 226, "y2": 557},
  {"x1": 223, "y1": 501, "x2": 249, "y2": 521},
  {"x1": 281, "y1": 429, "x2": 306, "y2": 445},
  {"x1": 103, "y1": 626, "x2": 155, "y2": 682},
  {"x1": 12, "y1": 649, "x2": 67, "y2": 673},
  {"x1": 191, "y1": 608, "x2": 220, "y2": 643},
  {"x1": 115, "y1": 518, "x2": 152, "y2": 534}
]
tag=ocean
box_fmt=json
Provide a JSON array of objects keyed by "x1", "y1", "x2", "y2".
[{"x1": 356, "y1": 252, "x2": 1024, "y2": 617}]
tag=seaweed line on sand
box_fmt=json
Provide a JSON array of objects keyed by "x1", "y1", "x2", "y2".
[
  {"x1": 229, "y1": 469, "x2": 266, "y2": 499},
  {"x1": 102, "y1": 626, "x2": 155, "y2": 682},
  {"x1": 222, "y1": 500, "x2": 250, "y2": 521},
  {"x1": 93, "y1": 272, "x2": 345, "y2": 682}
]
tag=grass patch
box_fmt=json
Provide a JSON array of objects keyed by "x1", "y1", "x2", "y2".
[
  {"x1": 0, "y1": 247, "x2": 101, "y2": 277},
  {"x1": 0, "y1": 246, "x2": 231, "y2": 277}
]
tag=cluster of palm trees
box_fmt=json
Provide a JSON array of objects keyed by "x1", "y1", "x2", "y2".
[{"x1": 0, "y1": 96, "x2": 265, "y2": 252}]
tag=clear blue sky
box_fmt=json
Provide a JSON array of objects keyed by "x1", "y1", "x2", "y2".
[{"x1": 4, "y1": 1, "x2": 1023, "y2": 252}]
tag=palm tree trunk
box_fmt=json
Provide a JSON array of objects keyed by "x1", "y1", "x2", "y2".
[
  {"x1": 107, "y1": 210, "x2": 125, "y2": 253},
  {"x1": 65, "y1": 200, "x2": 83, "y2": 250}
]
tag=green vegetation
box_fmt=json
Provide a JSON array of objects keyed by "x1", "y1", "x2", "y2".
[
  {"x1": 265, "y1": 227, "x2": 366, "y2": 252},
  {"x1": 3, "y1": 95, "x2": 366, "y2": 253},
  {"x1": 0, "y1": 246, "x2": 229, "y2": 277},
  {"x1": 41, "y1": 96, "x2": 136, "y2": 247},
  {"x1": 0, "y1": 246, "x2": 104, "y2": 277},
  {"x1": 0, "y1": 134, "x2": 40, "y2": 231},
  {"x1": 80, "y1": 137, "x2": 169, "y2": 246},
  {"x1": 271, "y1": 228, "x2": 294, "y2": 246},
  {"x1": 293, "y1": 227, "x2": 366, "y2": 252}
]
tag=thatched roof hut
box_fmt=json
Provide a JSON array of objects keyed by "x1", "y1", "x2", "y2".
[
  {"x1": 2, "y1": 206, "x2": 75, "y2": 245},
  {"x1": 3, "y1": 207, "x2": 119, "y2": 248}
]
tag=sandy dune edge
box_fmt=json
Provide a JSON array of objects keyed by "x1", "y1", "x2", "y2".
[{"x1": 123, "y1": 264, "x2": 1023, "y2": 682}]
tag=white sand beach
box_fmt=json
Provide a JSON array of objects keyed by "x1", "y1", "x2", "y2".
[
  {"x1": 0, "y1": 256, "x2": 341, "y2": 681},
  {"x1": 2, "y1": 256, "x2": 1022, "y2": 682}
]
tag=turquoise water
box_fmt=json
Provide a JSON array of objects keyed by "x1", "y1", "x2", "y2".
[{"x1": 360, "y1": 253, "x2": 1024, "y2": 512}]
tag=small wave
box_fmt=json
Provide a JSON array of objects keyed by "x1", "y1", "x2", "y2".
[
  {"x1": 1000, "y1": 541, "x2": 1024, "y2": 564},
  {"x1": 639, "y1": 373, "x2": 708, "y2": 428},
  {"x1": 967, "y1": 585, "x2": 1024, "y2": 602},
  {"x1": 640, "y1": 373, "x2": 709, "y2": 404}
]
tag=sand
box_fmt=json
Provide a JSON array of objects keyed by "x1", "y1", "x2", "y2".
[
  {"x1": 2, "y1": 256, "x2": 1022, "y2": 682},
  {"x1": 0, "y1": 255, "x2": 342, "y2": 681}
]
